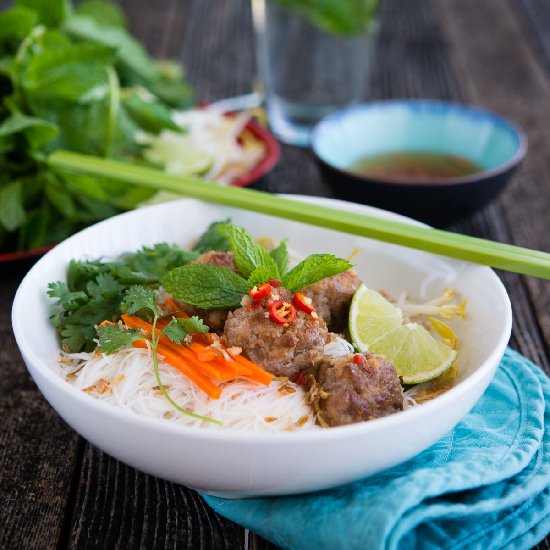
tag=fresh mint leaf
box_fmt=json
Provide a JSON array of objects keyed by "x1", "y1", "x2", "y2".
[
  {"x1": 269, "y1": 0, "x2": 378, "y2": 36},
  {"x1": 193, "y1": 218, "x2": 230, "y2": 253},
  {"x1": 122, "y1": 88, "x2": 181, "y2": 134},
  {"x1": 17, "y1": 205, "x2": 50, "y2": 250},
  {"x1": 0, "y1": 6, "x2": 39, "y2": 45},
  {"x1": 44, "y1": 173, "x2": 77, "y2": 219},
  {"x1": 76, "y1": 0, "x2": 127, "y2": 29},
  {"x1": 270, "y1": 239, "x2": 288, "y2": 276},
  {"x1": 248, "y1": 266, "x2": 272, "y2": 287},
  {"x1": 219, "y1": 223, "x2": 279, "y2": 279},
  {"x1": 63, "y1": 14, "x2": 157, "y2": 83},
  {"x1": 22, "y1": 43, "x2": 116, "y2": 104},
  {"x1": 121, "y1": 285, "x2": 158, "y2": 317},
  {"x1": 0, "y1": 110, "x2": 59, "y2": 150},
  {"x1": 148, "y1": 60, "x2": 193, "y2": 108},
  {"x1": 282, "y1": 254, "x2": 352, "y2": 292},
  {"x1": 16, "y1": 0, "x2": 70, "y2": 28},
  {"x1": 97, "y1": 323, "x2": 142, "y2": 354},
  {"x1": 162, "y1": 264, "x2": 249, "y2": 309},
  {"x1": 0, "y1": 181, "x2": 26, "y2": 231}
]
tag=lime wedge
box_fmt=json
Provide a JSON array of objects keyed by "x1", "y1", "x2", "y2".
[
  {"x1": 144, "y1": 138, "x2": 213, "y2": 175},
  {"x1": 349, "y1": 284, "x2": 457, "y2": 384},
  {"x1": 349, "y1": 285, "x2": 403, "y2": 350}
]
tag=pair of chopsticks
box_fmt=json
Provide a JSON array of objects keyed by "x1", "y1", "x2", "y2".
[{"x1": 48, "y1": 151, "x2": 550, "y2": 280}]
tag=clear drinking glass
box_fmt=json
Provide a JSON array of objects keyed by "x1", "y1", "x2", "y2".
[{"x1": 252, "y1": 0, "x2": 378, "y2": 147}]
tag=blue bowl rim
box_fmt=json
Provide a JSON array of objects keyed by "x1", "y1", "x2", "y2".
[{"x1": 310, "y1": 99, "x2": 528, "y2": 187}]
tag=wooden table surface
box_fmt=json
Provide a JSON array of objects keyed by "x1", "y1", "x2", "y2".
[{"x1": 1, "y1": 1, "x2": 549, "y2": 548}]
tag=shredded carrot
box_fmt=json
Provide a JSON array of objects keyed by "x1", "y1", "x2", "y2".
[
  {"x1": 189, "y1": 342, "x2": 218, "y2": 362},
  {"x1": 211, "y1": 356, "x2": 252, "y2": 377},
  {"x1": 121, "y1": 313, "x2": 273, "y2": 392},
  {"x1": 233, "y1": 354, "x2": 273, "y2": 386},
  {"x1": 132, "y1": 340, "x2": 221, "y2": 399},
  {"x1": 99, "y1": 320, "x2": 115, "y2": 327}
]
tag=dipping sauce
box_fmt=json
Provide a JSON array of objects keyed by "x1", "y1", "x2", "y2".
[{"x1": 349, "y1": 151, "x2": 483, "y2": 181}]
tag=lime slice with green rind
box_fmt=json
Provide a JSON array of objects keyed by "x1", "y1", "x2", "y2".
[
  {"x1": 349, "y1": 285, "x2": 403, "y2": 349},
  {"x1": 349, "y1": 284, "x2": 457, "y2": 384},
  {"x1": 144, "y1": 139, "x2": 213, "y2": 175}
]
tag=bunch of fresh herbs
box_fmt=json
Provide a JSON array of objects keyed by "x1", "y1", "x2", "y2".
[
  {"x1": 0, "y1": 0, "x2": 193, "y2": 254},
  {"x1": 48, "y1": 242, "x2": 199, "y2": 352}
]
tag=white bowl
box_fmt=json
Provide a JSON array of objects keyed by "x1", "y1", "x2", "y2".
[{"x1": 12, "y1": 196, "x2": 512, "y2": 497}]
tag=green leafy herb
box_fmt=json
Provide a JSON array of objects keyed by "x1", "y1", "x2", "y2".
[
  {"x1": 219, "y1": 223, "x2": 279, "y2": 279},
  {"x1": 162, "y1": 316, "x2": 208, "y2": 345},
  {"x1": 47, "y1": 281, "x2": 88, "y2": 311},
  {"x1": 248, "y1": 266, "x2": 273, "y2": 287},
  {"x1": 96, "y1": 322, "x2": 141, "y2": 353},
  {"x1": 192, "y1": 218, "x2": 230, "y2": 253},
  {"x1": 269, "y1": 0, "x2": 378, "y2": 36},
  {"x1": 0, "y1": 181, "x2": 26, "y2": 231},
  {"x1": 162, "y1": 263, "x2": 250, "y2": 310},
  {"x1": 270, "y1": 238, "x2": 289, "y2": 276},
  {"x1": 121, "y1": 285, "x2": 158, "y2": 317},
  {"x1": 162, "y1": 223, "x2": 351, "y2": 308},
  {"x1": 122, "y1": 88, "x2": 182, "y2": 134},
  {"x1": 0, "y1": 0, "x2": 193, "y2": 253},
  {"x1": 282, "y1": 254, "x2": 352, "y2": 292},
  {"x1": 50, "y1": 242, "x2": 194, "y2": 351},
  {"x1": 75, "y1": 0, "x2": 127, "y2": 29}
]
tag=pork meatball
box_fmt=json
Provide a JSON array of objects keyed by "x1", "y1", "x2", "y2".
[
  {"x1": 303, "y1": 269, "x2": 361, "y2": 332},
  {"x1": 309, "y1": 352, "x2": 403, "y2": 427},
  {"x1": 194, "y1": 251, "x2": 240, "y2": 273},
  {"x1": 222, "y1": 288, "x2": 329, "y2": 378},
  {"x1": 178, "y1": 251, "x2": 240, "y2": 333}
]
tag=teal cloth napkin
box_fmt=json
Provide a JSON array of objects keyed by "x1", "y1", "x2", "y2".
[{"x1": 203, "y1": 348, "x2": 550, "y2": 550}]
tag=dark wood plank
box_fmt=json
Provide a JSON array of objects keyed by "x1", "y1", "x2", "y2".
[
  {"x1": 440, "y1": 0, "x2": 550, "y2": 370},
  {"x1": 64, "y1": 446, "x2": 244, "y2": 550},
  {"x1": 0, "y1": 390, "x2": 81, "y2": 549}
]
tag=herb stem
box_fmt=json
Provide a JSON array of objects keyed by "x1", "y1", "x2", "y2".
[
  {"x1": 104, "y1": 66, "x2": 120, "y2": 159},
  {"x1": 150, "y1": 315, "x2": 222, "y2": 426}
]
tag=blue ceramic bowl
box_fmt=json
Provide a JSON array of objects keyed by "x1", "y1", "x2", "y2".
[{"x1": 311, "y1": 100, "x2": 527, "y2": 226}]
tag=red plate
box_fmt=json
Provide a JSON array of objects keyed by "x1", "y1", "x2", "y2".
[{"x1": 230, "y1": 117, "x2": 280, "y2": 187}]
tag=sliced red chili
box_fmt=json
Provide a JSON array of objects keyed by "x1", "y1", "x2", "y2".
[
  {"x1": 248, "y1": 282, "x2": 272, "y2": 301},
  {"x1": 292, "y1": 292, "x2": 316, "y2": 315},
  {"x1": 293, "y1": 371, "x2": 305, "y2": 385},
  {"x1": 269, "y1": 300, "x2": 296, "y2": 325},
  {"x1": 352, "y1": 354, "x2": 367, "y2": 365},
  {"x1": 268, "y1": 278, "x2": 282, "y2": 288}
]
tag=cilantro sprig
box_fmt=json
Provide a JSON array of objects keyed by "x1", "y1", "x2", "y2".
[
  {"x1": 95, "y1": 285, "x2": 219, "y2": 425},
  {"x1": 161, "y1": 223, "x2": 353, "y2": 309},
  {"x1": 48, "y1": 242, "x2": 196, "y2": 352}
]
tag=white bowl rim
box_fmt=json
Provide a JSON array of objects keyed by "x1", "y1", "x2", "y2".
[
  {"x1": 310, "y1": 98, "x2": 528, "y2": 187},
  {"x1": 12, "y1": 195, "x2": 512, "y2": 444}
]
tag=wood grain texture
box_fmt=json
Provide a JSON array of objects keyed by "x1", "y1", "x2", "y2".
[{"x1": 0, "y1": 0, "x2": 548, "y2": 549}]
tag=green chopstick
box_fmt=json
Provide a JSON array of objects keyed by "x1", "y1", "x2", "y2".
[{"x1": 48, "y1": 150, "x2": 550, "y2": 280}]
